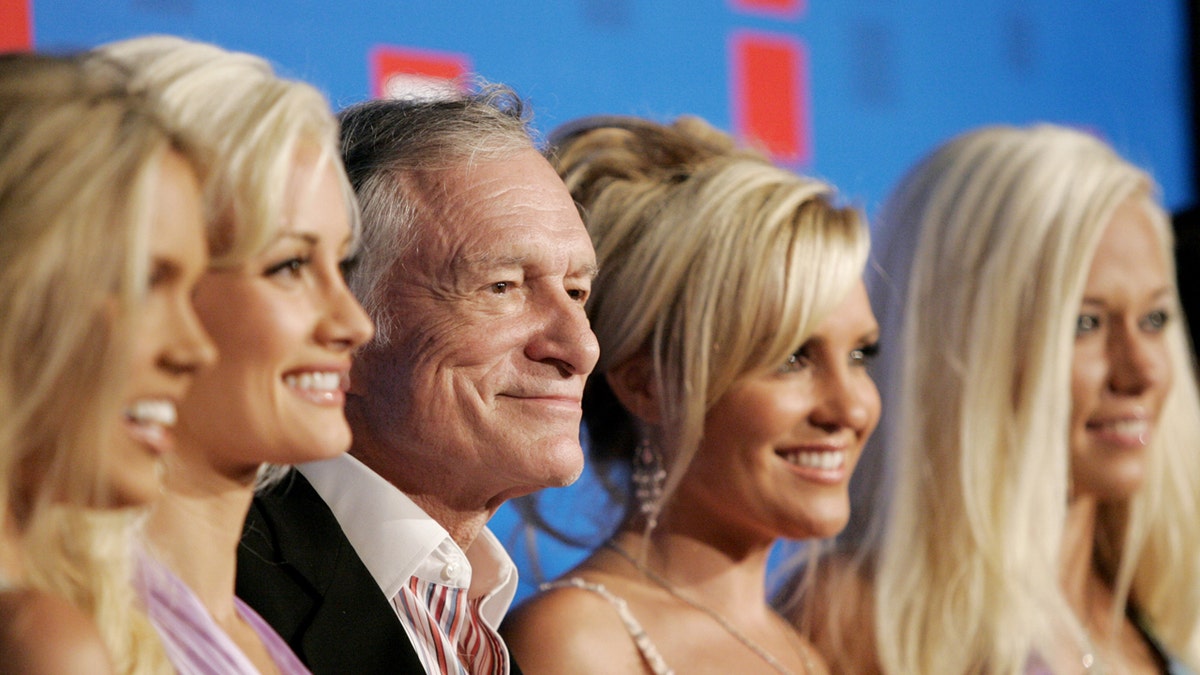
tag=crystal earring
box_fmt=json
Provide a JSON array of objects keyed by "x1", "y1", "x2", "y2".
[{"x1": 632, "y1": 437, "x2": 666, "y2": 530}]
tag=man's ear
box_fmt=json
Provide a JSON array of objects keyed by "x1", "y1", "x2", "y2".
[{"x1": 605, "y1": 352, "x2": 662, "y2": 425}]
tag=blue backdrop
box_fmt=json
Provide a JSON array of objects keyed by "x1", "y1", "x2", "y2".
[{"x1": 14, "y1": 0, "x2": 1195, "y2": 600}]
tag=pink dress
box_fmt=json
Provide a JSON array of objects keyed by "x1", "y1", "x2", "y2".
[{"x1": 135, "y1": 551, "x2": 311, "y2": 675}]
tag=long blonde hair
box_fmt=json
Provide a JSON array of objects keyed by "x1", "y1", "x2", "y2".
[
  {"x1": 0, "y1": 52, "x2": 193, "y2": 674},
  {"x1": 873, "y1": 124, "x2": 1200, "y2": 673}
]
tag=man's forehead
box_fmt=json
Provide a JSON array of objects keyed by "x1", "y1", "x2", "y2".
[
  {"x1": 443, "y1": 226, "x2": 595, "y2": 273},
  {"x1": 408, "y1": 152, "x2": 587, "y2": 245},
  {"x1": 445, "y1": 151, "x2": 561, "y2": 199}
]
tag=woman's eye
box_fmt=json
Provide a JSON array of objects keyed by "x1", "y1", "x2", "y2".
[
  {"x1": 1140, "y1": 309, "x2": 1170, "y2": 333},
  {"x1": 147, "y1": 260, "x2": 171, "y2": 289},
  {"x1": 266, "y1": 257, "x2": 309, "y2": 278},
  {"x1": 1076, "y1": 314, "x2": 1101, "y2": 336},
  {"x1": 779, "y1": 347, "x2": 811, "y2": 374},
  {"x1": 490, "y1": 281, "x2": 510, "y2": 294},
  {"x1": 567, "y1": 287, "x2": 588, "y2": 303},
  {"x1": 850, "y1": 342, "x2": 880, "y2": 366}
]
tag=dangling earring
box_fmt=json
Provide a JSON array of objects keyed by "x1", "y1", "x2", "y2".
[{"x1": 632, "y1": 437, "x2": 666, "y2": 531}]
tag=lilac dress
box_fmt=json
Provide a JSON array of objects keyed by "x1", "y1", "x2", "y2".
[{"x1": 136, "y1": 551, "x2": 310, "y2": 675}]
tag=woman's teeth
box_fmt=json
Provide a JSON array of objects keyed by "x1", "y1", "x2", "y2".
[
  {"x1": 1093, "y1": 419, "x2": 1149, "y2": 435},
  {"x1": 125, "y1": 399, "x2": 176, "y2": 427},
  {"x1": 284, "y1": 372, "x2": 341, "y2": 392},
  {"x1": 782, "y1": 450, "x2": 845, "y2": 470}
]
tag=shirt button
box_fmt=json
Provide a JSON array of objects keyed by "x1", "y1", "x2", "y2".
[{"x1": 442, "y1": 559, "x2": 461, "y2": 582}]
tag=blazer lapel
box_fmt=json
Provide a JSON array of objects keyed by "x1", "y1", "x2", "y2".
[{"x1": 238, "y1": 471, "x2": 426, "y2": 674}]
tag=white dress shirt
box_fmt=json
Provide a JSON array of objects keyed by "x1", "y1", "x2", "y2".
[{"x1": 299, "y1": 454, "x2": 518, "y2": 673}]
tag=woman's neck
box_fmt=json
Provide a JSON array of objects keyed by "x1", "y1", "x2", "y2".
[
  {"x1": 144, "y1": 457, "x2": 255, "y2": 624},
  {"x1": 0, "y1": 512, "x2": 24, "y2": 583},
  {"x1": 1061, "y1": 494, "x2": 1101, "y2": 611},
  {"x1": 1059, "y1": 495, "x2": 1166, "y2": 673},
  {"x1": 1061, "y1": 495, "x2": 1129, "y2": 650},
  {"x1": 611, "y1": 524, "x2": 776, "y2": 620}
]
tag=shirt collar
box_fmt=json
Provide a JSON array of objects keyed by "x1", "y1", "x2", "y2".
[{"x1": 297, "y1": 454, "x2": 518, "y2": 627}]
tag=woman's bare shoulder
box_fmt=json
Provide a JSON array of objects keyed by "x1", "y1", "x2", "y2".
[
  {"x1": 503, "y1": 574, "x2": 654, "y2": 675},
  {"x1": 0, "y1": 589, "x2": 115, "y2": 675}
]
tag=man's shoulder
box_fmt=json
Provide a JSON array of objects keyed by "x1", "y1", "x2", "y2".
[
  {"x1": 242, "y1": 471, "x2": 364, "y2": 609},
  {"x1": 252, "y1": 470, "x2": 326, "y2": 515},
  {"x1": 245, "y1": 469, "x2": 355, "y2": 544},
  {"x1": 237, "y1": 471, "x2": 430, "y2": 674}
]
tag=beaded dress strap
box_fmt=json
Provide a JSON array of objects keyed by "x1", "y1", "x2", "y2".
[{"x1": 541, "y1": 577, "x2": 674, "y2": 675}]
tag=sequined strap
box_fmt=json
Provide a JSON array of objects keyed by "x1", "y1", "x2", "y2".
[{"x1": 541, "y1": 578, "x2": 674, "y2": 675}]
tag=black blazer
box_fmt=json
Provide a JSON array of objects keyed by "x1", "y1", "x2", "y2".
[
  {"x1": 236, "y1": 471, "x2": 424, "y2": 674},
  {"x1": 236, "y1": 470, "x2": 524, "y2": 675}
]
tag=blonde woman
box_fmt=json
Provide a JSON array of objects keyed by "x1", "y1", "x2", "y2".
[
  {"x1": 503, "y1": 116, "x2": 879, "y2": 675},
  {"x1": 0, "y1": 52, "x2": 215, "y2": 673},
  {"x1": 790, "y1": 124, "x2": 1200, "y2": 674},
  {"x1": 98, "y1": 37, "x2": 374, "y2": 674}
]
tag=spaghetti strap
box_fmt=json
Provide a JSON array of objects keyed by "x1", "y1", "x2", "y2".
[{"x1": 541, "y1": 577, "x2": 674, "y2": 675}]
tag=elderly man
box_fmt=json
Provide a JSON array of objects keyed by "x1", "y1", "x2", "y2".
[{"x1": 236, "y1": 87, "x2": 599, "y2": 674}]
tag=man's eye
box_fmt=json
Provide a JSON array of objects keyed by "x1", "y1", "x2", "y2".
[{"x1": 490, "y1": 282, "x2": 509, "y2": 294}]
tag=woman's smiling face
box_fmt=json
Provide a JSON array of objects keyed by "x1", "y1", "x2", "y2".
[
  {"x1": 671, "y1": 281, "x2": 881, "y2": 543},
  {"x1": 1069, "y1": 196, "x2": 1174, "y2": 502},
  {"x1": 110, "y1": 150, "x2": 215, "y2": 506},
  {"x1": 173, "y1": 150, "x2": 373, "y2": 479}
]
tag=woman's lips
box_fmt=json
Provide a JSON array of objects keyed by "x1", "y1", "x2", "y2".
[
  {"x1": 1085, "y1": 417, "x2": 1151, "y2": 448},
  {"x1": 123, "y1": 398, "x2": 178, "y2": 456}
]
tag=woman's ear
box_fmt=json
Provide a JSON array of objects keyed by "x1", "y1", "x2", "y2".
[{"x1": 605, "y1": 353, "x2": 662, "y2": 425}]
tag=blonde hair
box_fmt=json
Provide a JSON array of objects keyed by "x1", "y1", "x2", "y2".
[
  {"x1": 97, "y1": 35, "x2": 357, "y2": 269},
  {"x1": 551, "y1": 116, "x2": 869, "y2": 529},
  {"x1": 872, "y1": 124, "x2": 1200, "y2": 673},
  {"x1": 0, "y1": 52, "x2": 189, "y2": 674}
]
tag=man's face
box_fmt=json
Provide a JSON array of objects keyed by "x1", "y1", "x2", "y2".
[{"x1": 352, "y1": 147, "x2": 599, "y2": 514}]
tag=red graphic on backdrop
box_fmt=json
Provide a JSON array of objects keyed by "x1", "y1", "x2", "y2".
[
  {"x1": 729, "y1": 0, "x2": 805, "y2": 20},
  {"x1": 730, "y1": 30, "x2": 810, "y2": 164},
  {"x1": 370, "y1": 46, "x2": 471, "y2": 100},
  {"x1": 0, "y1": 0, "x2": 33, "y2": 51}
]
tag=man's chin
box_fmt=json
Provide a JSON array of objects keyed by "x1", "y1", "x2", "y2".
[
  {"x1": 543, "y1": 440, "x2": 586, "y2": 487},
  {"x1": 547, "y1": 461, "x2": 585, "y2": 488}
]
